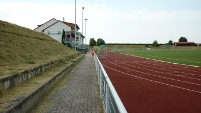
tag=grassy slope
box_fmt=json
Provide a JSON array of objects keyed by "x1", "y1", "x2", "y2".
[
  {"x1": 119, "y1": 50, "x2": 201, "y2": 66},
  {"x1": 0, "y1": 20, "x2": 78, "y2": 78}
]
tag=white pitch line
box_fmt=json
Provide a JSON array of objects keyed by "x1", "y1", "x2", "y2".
[
  {"x1": 104, "y1": 65, "x2": 201, "y2": 94},
  {"x1": 108, "y1": 55, "x2": 201, "y2": 77},
  {"x1": 143, "y1": 55, "x2": 199, "y2": 63},
  {"x1": 129, "y1": 54, "x2": 201, "y2": 65}
]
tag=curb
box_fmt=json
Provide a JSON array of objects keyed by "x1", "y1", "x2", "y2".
[
  {"x1": 5, "y1": 54, "x2": 85, "y2": 113},
  {"x1": 0, "y1": 60, "x2": 61, "y2": 92}
]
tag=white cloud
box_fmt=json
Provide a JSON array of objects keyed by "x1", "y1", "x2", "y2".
[
  {"x1": 0, "y1": 2, "x2": 75, "y2": 28},
  {"x1": 87, "y1": 8, "x2": 201, "y2": 43}
]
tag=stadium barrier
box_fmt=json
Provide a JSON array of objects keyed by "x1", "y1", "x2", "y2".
[{"x1": 94, "y1": 54, "x2": 127, "y2": 113}]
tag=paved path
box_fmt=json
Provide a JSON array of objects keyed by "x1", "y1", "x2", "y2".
[{"x1": 30, "y1": 53, "x2": 103, "y2": 113}]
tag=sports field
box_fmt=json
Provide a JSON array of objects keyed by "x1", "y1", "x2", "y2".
[
  {"x1": 119, "y1": 50, "x2": 201, "y2": 67},
  {"x1": 99, "y1": 51, "x2": 201, "y2": 113}
]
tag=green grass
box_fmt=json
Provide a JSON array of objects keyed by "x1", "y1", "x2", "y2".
[
  {"x1": 0, "y1": 20, "x2": 79, "y2": 78},
  {"x1": 119, "y1": 50, "x2": 201, "y2": 67}
]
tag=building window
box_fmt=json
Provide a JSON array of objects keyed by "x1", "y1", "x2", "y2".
[
  {"x1": 67, "y1": 34, "x2": 70, "y2": 38},
  {"x1": 76, "y1": 37, "x2": 79, "y2": 41}
]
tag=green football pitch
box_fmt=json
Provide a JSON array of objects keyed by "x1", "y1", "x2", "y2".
[{"x1": 119, "y1": 50, "x2": 201, "y2": 67}]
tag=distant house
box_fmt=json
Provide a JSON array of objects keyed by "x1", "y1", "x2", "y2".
[
  {"x1": 196, "y1": 43, "x2": 201, "y2": 46},
  {"x1": 34, "y1": 18, "x2": 85, "y2": 50},
  {"x1": 173, "y1": 42, "x2": 196, "y2": 46}
]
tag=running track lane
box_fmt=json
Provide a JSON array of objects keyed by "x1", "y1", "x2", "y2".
[{"x1": 99, "y1": 52, "x2": 201, "y2": 113}]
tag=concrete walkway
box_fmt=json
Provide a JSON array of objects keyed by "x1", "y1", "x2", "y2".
[{"x1": 29, "y1": 53, "x2": 102, "y2": 113}]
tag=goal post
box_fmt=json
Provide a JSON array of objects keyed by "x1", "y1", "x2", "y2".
[
  {"x1": 97, "y1": 45, "x2": 107, "y2": 58},
  {"x1": 160, "y1": 45, "x2": 174, "y2": 50},
  {"x1": 112, "y1": 46, "x2": 118, "y2": 53}
]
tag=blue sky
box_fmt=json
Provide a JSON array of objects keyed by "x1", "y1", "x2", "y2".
[{"x1": 0, "y1": 0, "x2": 201, "y2": 44}]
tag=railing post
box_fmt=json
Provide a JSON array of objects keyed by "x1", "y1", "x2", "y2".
[
  {"x1": 95, "y1": 55, "x2": 97, "y2": 71},
  {"x1": 98, "y1": 65, "x2": 100, "y2": 85},
  {"x1": 106, "y1": 84, "x2": 109, "y2": 113},
  {"x1": 99, "y1": 69, "x2": 103, "y2": 99}
]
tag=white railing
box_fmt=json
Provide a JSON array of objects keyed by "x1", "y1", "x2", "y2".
[{"x1": 94, "y1": 54, "x2": 127, "y2": 113}]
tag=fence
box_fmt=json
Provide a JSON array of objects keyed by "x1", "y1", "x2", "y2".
[{"x1": 94, "y1": 54, "x2": 127, "y2": 113}]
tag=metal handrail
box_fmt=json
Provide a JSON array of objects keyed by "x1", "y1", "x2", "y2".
[{"x1": 94, "y1": 54, "x2": 127, "y2": 113}]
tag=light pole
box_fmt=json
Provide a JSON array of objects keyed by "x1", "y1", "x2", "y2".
[
  {"x1": 85, "y1": 19, "x2": 88, "y2": 45},
  {"x1": 82, "y1": 7, "x2": 84, "y2": 45},
  {"x1": 74, "y1": 0, "x2": 77, "y2": 50},
  {"x1": 82, "y1": 7, "x2": 84, "y2": 36}
]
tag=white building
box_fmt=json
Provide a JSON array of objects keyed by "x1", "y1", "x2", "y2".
[{"x1": 34, "y1": 18, "x2": 85, "y2": 50}]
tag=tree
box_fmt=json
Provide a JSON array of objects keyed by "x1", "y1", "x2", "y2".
[
  {"x1": 89, "y1": 38, "x2": 96, "y2": 47},
  {"x1": 168, "y1": 40, "x2": 173, "y2": 45},
  {"x1": 179, "y1": 36, "x2": 187, "y2": 42},
  {"x1": 152, "y1": 40, "x2": 159, "y2": 47},
  {"x1": 97, "y1": 38, "x2": 105, "y2": 46},
  {"x1": 62, "y1": 29, "x2": 65, "y2": 45}
]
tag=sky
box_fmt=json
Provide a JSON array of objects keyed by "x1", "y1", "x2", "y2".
[{"x1": 0, "y1": 0, "x2": 201, "y2": 44}]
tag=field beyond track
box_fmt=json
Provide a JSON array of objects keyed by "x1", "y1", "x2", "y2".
[
  {"x1": 119, "y1": 50, "x2": 201, "y2": 67},
  {"x1": 99, "y1": 51, "x2": 201, "y2": 113}
]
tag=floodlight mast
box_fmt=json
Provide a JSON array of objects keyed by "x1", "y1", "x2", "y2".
[
  {"x1": 85, "y1": 19, "x2": 88, "y2": 45},
  {"x1": 82, "y1": 7, "x2": 84, "y2": 45},
  {"x1": 74, "y1": 0, "x2": 76, "y2": 49}
]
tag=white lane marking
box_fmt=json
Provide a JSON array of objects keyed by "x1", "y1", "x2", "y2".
[
  {"x1": 104, "y1": 65, "x2": 201, "y2": 94},
  {"x1": 107, "y1": 55, "x2": 201, "y2": 78},
  {"x1": 106, "y1": 59, "x2": 201, "y2": 86}
]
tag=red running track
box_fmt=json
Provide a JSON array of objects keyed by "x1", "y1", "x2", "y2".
[{"x1": 99, "y1": 52, "x2": 201, "y2": 113}]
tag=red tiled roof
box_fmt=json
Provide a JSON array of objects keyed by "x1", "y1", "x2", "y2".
[{"x1": 62, "y1": 22, "x2": 80, "y2": 30}]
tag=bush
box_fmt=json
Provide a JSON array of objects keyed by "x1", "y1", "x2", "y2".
[{"x1": 152, "y1": 40, "x2": 159, "y2": 47}]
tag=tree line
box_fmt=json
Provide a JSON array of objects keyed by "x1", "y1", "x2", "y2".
[
  {"x1": 89, "y1": 38, "x2": 105, "y2": 47},
  {"x1": 89, "y1": 36, "x2": 188, "y2": 47},
  {"x1": 152, "y1": 36, "x2": 188, "y2": 47}
]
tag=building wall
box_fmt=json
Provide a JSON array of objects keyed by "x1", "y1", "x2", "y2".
[
  {"x1": 34, "y1": 18, "x2": 84, "y2": 46},
  {"x1": 44, "y1": 22, "x2": 71, "y2": 43},
  {"x1": 76, "y1": 32, "x2": 84, "y2": 46},
  {"x1": 35, "y1": 19, "x2": 57, "y2": 32}
]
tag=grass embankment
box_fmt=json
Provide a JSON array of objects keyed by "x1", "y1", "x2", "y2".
[
  {"x1": 0, "y1": 20, "x2": 83, "y2": 112},
  {"x1": 119, "y1": 50, "x2": 201, "y2": 67},
  {"x1": 0, "y1": 55, "x2": 82, "y2": 112},
  {"x1": 0, "y1": 20, "x2": 78, "y2": 78}
]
